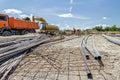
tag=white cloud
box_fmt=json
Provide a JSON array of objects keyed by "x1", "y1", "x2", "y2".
[
  {"x1": 69, "y1": 0, "x2": 73, "y2": 12},
  {"x1": 56, "y1": 24, "x2": 61, "y2": 27},
  {"x1": 58, "y1": 13, "x2": 73, "y2": 18},
  {"x1": 84, "y1": 26, "x2": 92, "y2": 29},
  {"x1": 65, "y1": 24, "x2": 71, "y2": 29},
  {"x1": 19, "y1": 14, "x2": 30, "y2": 18},
  {"x1": 58, "y1": 0, "x2": 89, "y2": 20},
  {"x1": 58, "y1": 13, "x2": 89, "y2": 20},
  {"x1": 3, "y1": 9, "x2": 22, "y2": 14},
  {"x1": 69, "y1": 6, "x2": 72, "y2": 13},
  {"x1": 102, "y1": 17, "x2": 107, "y2": 20},
  {"x1": 74, "y1": 16, "x2": 89, "y2": 19},
  {"x1": 95, "y1": 24, "x2": 110, "y2": 28},
  {"x1": 70, "y1": 0, "x2": 73, "y2": 4},
  {"x1": 2, "y1": 8, "x2": 32, "y2": 20},
  {"x1": 51, "y1": 23, "x2": 55, "y2": 25},
  {"x1": 65, "y1": 24, "x2": 69, "y2": 27},
  {"x1": 26, "y1": 7, "x2": 62, "y2": 17}
]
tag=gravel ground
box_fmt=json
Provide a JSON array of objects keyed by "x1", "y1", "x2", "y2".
[{"x1": 5, "y1": 34, "x2": 120, "y2": 80}]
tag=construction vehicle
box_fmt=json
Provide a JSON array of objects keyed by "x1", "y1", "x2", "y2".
[
  {"x1": 0, "y1": 14, "x2": 39, "y2": 36},
  {"x1": 32, "y1": 16, "x2": 59, "y2": 35}
]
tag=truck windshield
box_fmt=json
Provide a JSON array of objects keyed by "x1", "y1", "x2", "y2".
[{"x1": 0, "y1": 16, "x2": 7, "y2": 21}]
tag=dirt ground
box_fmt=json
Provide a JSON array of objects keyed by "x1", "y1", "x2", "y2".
[
  {"x1": 1, "y1": 34, "x2": 119, "y2": 80},
  {"x1": 0, "y1": 33, "x2": 41, "y2": 43},
  {"x1": 94, "y1": 34, "x2": 120, "y2": 80}
]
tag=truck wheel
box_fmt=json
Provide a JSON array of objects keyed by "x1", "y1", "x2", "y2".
[
  {"x1": 15, "y1": 31, "x2": 21, "y2": 35},
  {"x1": 2, "y1": 31, "x2": 12, "y2": 36},
  {"x1": 30, "y1": 30, "x2": 36, "y2": 33},
  {"x1": 24, "y1": 31, "x2": 29, "y2": 34},
  {"x1": 21, "y1": 30, "x2": 29, "y2": 35}
]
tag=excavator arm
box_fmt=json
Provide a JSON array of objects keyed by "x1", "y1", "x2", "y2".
[
  {"x1": 32, "y1": 16, "x2": 59, "y2": 35},
  {"x1": 32, "y1": 16, "x2": 47, "y2": 23}
]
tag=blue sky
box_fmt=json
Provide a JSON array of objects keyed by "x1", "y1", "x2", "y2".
[{"x1": 0, "y1": 0, "x2": 120, "y2": 29}]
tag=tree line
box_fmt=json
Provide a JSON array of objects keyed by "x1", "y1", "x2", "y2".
[{"x1": 92, "y1": 25, "x2": 120, "y2": 31}]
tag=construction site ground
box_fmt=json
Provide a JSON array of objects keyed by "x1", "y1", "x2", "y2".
[{"x1": 0, "y1": 34, "x2": 120, "y2": 80}]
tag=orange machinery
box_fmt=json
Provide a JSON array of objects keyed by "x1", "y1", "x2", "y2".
[{"x1": 0, "y1": 14, "x2": 39, "y2": 36}]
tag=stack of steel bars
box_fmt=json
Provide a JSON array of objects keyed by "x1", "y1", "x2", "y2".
[{"x1": 0, "y1": 34, "x2": 50, "y2": 80}]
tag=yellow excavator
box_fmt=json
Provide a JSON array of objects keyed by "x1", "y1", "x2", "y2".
[{"x1": 32, "y1": 16, "x2": 59, "y2": 35}]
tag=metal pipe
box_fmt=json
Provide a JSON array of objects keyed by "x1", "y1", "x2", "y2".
[
  {"x1": 102, "y1": 34, "x2": 120, "y2": 45},
  {"x1": 85, "y1": 35, "x2": 104, "y2": 66},
  {"x1": 92, "y1": 35, "x2": 102, "y2": 60},
  {"x1": 115, "y1": 34, "x2": 120, "y2": 37},
  {"x1": 83, "y1": 41, "x2": 98, "y2": 59},
  {"x1": 84, "y1": 35, "x2": 104, "y2": 66},
  {"x1": 80, "y1": 37, "x2": 93, "y2": 79}
]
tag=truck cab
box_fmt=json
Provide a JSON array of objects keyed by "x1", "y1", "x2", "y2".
[
  {"x1": 0, "y1": 14, "x2": 11, "y2": 36},
  {"x1": 0, "y1": 14, "x2": 9, "y2": 28}
]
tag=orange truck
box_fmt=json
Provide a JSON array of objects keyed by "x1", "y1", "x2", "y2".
[{"x1": 0, "y1": 14, "x2": 39, "y2": 36}]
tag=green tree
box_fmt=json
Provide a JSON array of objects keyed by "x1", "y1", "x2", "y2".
[
  {"x1": 110, "y1": 25, "x2": 118, "y2": 31},
  {"x1": 117, "y1": 27, "x2": 120, "y2": 31},
  {"x1": 93, "y1": 26, "x2": 103, "y2": 31},
  {"x1": 92, "y1": 25, "x2": 120, "y2": 31},
  {"x1": 104, "y1": 26, "x2": 110, "y2": 31}
]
